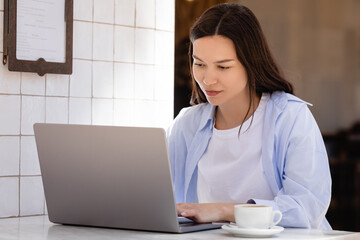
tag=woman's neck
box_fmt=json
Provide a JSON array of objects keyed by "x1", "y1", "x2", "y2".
[{"x1": 215, "y1": 92, "x2": 261, "y2": 130}]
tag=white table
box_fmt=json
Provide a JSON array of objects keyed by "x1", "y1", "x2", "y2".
[{"x1": 0, "y1": 216, "x2": 359, "y2": 240}]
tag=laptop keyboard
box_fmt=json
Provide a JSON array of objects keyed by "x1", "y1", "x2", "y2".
[{"x1": 178, "y1": 217, "x2": 195, "y2": 225}]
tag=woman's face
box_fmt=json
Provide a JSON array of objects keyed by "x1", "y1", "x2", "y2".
[{"x1": 192, "y1": 35, "x2": 249, "y2": 108}]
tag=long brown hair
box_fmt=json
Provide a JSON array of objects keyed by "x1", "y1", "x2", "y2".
[{"x1": 189, "y1": 3, "x2": 293, "y2": 109}]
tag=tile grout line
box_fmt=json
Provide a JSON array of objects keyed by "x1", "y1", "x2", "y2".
[
  {"x1": 0, "y1": 0, "x2": 176, "y2": 218},
  {"x1": 153, "y1": 0, "x2": 156, "y2": 102},
  {"x1": 68, "y1": 74, "x2": 70, "y2": 124},
  {"x1": 42, "y1": 74, "x2": 47, "y2": 215},
  {"x1": 74, "y1": 18, "x2": 170, "y2": 31},
  {"x1": 18, "y1": 72, "x2": 23, "y2": 217},
  {"x1": 91, "y1": 0, "x2": 94, "y2": 125},
  {"x1": 113, "y1": 0, "x2": 116, "y2": 125},
  {"x1": 133, "y1": 0, "x2": 137, "y2": 115},
  {"x1": 0, "y1": 93, "x2": 167, "y2": 101}
]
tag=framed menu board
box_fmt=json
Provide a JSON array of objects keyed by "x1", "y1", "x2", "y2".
[{"x1": 2, "y1": 0, "x2": 73, "y2": 76}]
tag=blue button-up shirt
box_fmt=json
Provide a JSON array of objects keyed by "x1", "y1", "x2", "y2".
[{"x1": 166, "y1": 91, "x2": 331, "y2": 229}]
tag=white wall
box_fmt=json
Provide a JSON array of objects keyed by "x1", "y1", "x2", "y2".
[
  {"x1": 0, "y1": 0, "x2": 174, "y2": 218},
  {"x1": 239, "y1": 0, "x2": 360, "y2": 134}
]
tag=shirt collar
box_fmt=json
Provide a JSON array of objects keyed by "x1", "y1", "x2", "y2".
[
  {"x1": 197, "y1": 92, "x2": 309, "y2": 132},
  {"x1": 270, "y1": 91, "x2": 311, "y2": 112},
  {"x1": 199, "y1": 103, "x2": 216, "y2": 131}
]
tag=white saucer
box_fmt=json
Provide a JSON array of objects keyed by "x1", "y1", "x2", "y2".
[{"x1": 221, "y1": 224, "x2": 284, "y2": 238}]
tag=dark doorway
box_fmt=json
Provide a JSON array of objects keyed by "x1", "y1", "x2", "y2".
[{"x1": 174, "y1": 0, "x2": 230, "y2": 118}]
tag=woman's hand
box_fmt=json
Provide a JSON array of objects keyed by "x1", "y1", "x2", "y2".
[{"x1": 176, "y1": 202, "x2": 238, "y2": 223}]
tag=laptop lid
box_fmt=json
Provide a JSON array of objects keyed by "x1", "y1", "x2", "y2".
[{"x1": 34, "y1": 123, "x2": 220, "y2": 233}]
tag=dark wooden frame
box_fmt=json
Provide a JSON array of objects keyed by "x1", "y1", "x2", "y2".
[{"x1": 2, "y1": 0, "x2": 73, "y2": 76}]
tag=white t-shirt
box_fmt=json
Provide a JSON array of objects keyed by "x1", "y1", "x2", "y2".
[{"x1": 197, "y1": 93, "x2": 274, "y2": 203}]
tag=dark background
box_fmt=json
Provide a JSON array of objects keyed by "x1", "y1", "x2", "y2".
[{"x1": 174, "y1": 0, "x2": 360, "y2": 231}]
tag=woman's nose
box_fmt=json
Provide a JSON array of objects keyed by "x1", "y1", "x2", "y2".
[{"x1": 202, "y1": 70, "x2": 217, "y2": 86}]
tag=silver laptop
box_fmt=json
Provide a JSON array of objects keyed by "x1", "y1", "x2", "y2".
[{"x1": 34, "y1": 123, "x2": 221, "y2": 233}]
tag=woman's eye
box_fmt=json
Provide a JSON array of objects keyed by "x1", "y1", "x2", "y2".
[
  {"x1": 194, "y1": 63, "x2": 204, "y2": 67},
  {"x1": 218, "y1": 66, "x2": 230, "y2": 70}
]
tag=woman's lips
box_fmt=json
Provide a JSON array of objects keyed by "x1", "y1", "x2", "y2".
[{"x1": 205, "y1": 90, "x2": 221, "y2": 97}]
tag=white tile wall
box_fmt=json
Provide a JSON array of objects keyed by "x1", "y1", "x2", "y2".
[
  {"x1": 20, "y1": 136, "x2": 41, "y2": 176},
  {"x1": 153, "y1": 101, "x2": 174, "y2": 128},
  {"x1": 92, "y1": 99, "x2": 114, "y2": 125},
  {"x1": 156, "y1": 0, "x2": 175, "y2": 31},
  {"x1": 155, "y1": 31, "x2": 175, "y2": 66},
  {"x1": 135, "y1": 29, "x2": 155, "y2": 64},
  {"x1": 94, "y1": 0, "x2": 114, "y2": 24},
  {"x1": 133, "y1": 100, "x2": 155, "y2": 126},
  {"x1": 0, "y1": 95, "x2": 21, "y2": 135},
  {"x1": 154, "y1": 65, "x2": 174, "y2": 101},
  {"x1": 46, "y1": 74, "x2": 69, "y2": 97},
  {"x1": 0, "y1": 137, "x2": 19, "y2": 176},
  {"x1": 70, "y1": 60, "x2": 92, "y2": 97},
  {"x1": 73, "y1": 0, "x2": 93, "y2": 21},
  {"x1": 0, "y1": 64, "x2": 21, "y2": 94},
  {"x1": 114, "y1": 26, "x2": 135, "y2": 62},
  {"x1": 73, "y1": 21, "x2": 93, "y2": 60},
  {"x1": 114, "y1": 99, "x2": 134, "y2": 126},
  {"x1": 0, "y1": 178, "x2": 19, "y2": 218},
  {"x1": 21, "y1": 96, "x2": 45, "y2": 135},
  {"x1": 0, "y1": 12, "x2": 3, "y2": 52},
  {"x1": 45, "y1": 97, "x2": 69, "y2": 124},
  {"x1": 0, "y1": 0, "x2": 175, "y2": 218},
  {"x1": 114, "y1": 63, "x2": 134, "y2": 99},
  {"x1": 69, "y1": 97, "x2": 92, "y2": 124},
  {"x1": 93, "y1": 23, "x2": 114, "y2": 61},
  {"x1": 20, "y1": 177, "x2": 45, "y2": 216},
  {"x1": 136, "y1": 0, "x2": 155, "y2": 28},
  {"x1": 21, "y1": 73, "x2": 45, "y2": 96},
  {"x1": 93, "y1": 61, "x2": 114, "y2": 98},
  {"x1": 134, "y1": 64, "x2": 154, "y2": 100},
  {"x1": 115, "y1": 0, "x2": 135, "y2": 26}
]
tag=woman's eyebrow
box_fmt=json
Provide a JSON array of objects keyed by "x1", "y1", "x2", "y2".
[
  {"x1": 192, "y1": 55, "x2": 203, "y2": 61},
  {"x1": 214, "y1": 59, "x2": 235, "y2": 64},
  {"x1": 193, "y1": 55, "x2": 235, "y2": 64}
]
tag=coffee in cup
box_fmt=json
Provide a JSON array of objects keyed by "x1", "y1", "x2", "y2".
[{"x1": 234, "y1": 204, "x2": 282, "y2": 229}]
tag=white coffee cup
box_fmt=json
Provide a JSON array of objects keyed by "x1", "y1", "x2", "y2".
[{"x1": 234, "y1": 204, "x2": 282, "y2": 229}]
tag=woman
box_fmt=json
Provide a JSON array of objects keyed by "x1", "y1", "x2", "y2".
[{"x1": 167, "y1": 3, "x2": 331, "y2": 229}]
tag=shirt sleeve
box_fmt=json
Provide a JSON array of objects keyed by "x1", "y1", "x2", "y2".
[
  {"x1": 166, "y1": 108, "x2": 189, "y2": 203},
  {"x1": 250, "y1": 104, "x2": 332, "y2": 229}
]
